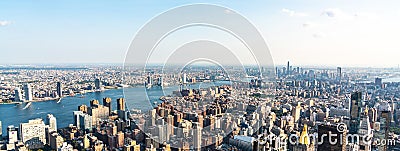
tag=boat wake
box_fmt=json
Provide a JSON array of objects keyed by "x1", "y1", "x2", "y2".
[{"x1": 22, "y1": 102, "x2": 32, "y2": 110}]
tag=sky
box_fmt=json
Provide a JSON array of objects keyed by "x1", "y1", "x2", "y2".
[{"x1": 0, "y1": 0, "x2": 400, "y2": 67}]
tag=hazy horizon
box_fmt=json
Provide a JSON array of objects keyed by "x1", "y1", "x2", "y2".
[{"x1": 1, "y1": 1, "x2": 400, "y2": 67}]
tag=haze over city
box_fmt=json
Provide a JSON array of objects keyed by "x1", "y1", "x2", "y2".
[
  {"x1": 1, "y1": 0, "x2": 400, "y2": 67},
  {"x1": 1, "y1": 1, "x2": 400, "y2": 151}
]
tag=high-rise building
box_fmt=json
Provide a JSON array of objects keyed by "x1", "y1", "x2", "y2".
[
  {"x1": 117, "y1": 98, "x2": 125, "y2": 111},
  {"x1": 20, "y1": 119, "x2": 46, "y2": 149},
  {"x1": 193, "y1": 122, "x2": 202, "y2": 151},
  {"x1": 375, "y1": 77, "x2": 382, "y2": 88},
  {"x1": 337, "y1": 67, "x2": 342, "y2": 82},
  {"x1": 14, "y1": 87, "x2": 23, "y2": 102},
  {"x1": 337, "y1": 67, "x2": 342, "y2": 77},
  {"x1": 90, "y1": 99, "x2": 100, "y2": 107},
  {"x1": 349, "y1": 92, "x2": 362, "y2": 134},
  {"x1": 357, "y1": 108, "x2": 372, "y2": 151},
  {"x1": 88, "y1": 104, "x2": 109, "y2": 126},
  {"x1": 73, "y1": 111, "x2": 93, "y2": 130},
  {"x1": 147, "y1": 76, "x2": 153, "y2": 85},
  {"x1": 182, "y1": 73, "x2": 187, "y2": 84},
  {"x1": 46, "y1": 114, "x2": 57, "y2": 132},
  {"x1": 381, "y1": 110, "x2": 391, "y2": 151},
  {"x1": 103, "y1": 97, "x2": 112, "y2": 115},
  {"x1": 23, "y1": 83, "x2": 33, "y2": 101},
  {"x1": 78, "y1": 104, "x2": 88, "y2": 113},
  {"x1": 95, "y1": 78, "x2": 101, "y2": 89},
  {"x1": 294, "y1": 124, "x2": 314, "y2": 151},
  {"x1": 7, "y1": 125, "x2": 18, "y2": 143},
  {"x1": 49, "y1": 132, "x2": 64, "y2": 150},
  {"x1": 116, "y1": 131, "x2": 125, "y2": 148},
  {"x1": 57, "y1": 82, "x2": 63, "y2": 97},
  {"x1": 317, "y1": 124, "x2": 347, "y2": 151},
  {"x1": 292, "y1": 103, "x2": 301, "y2": 123},
  {"x1": 287, "y1": 61, "x2": 290, "y2": 75}
]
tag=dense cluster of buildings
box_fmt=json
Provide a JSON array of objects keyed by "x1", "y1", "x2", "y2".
[{"x1": 1, "y1": 63, "x2": 400, "y2": 151}]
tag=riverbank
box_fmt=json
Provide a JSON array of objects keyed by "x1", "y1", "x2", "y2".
[{"x1": 0, "y1": 86, "x2": 131, "y2": 105}]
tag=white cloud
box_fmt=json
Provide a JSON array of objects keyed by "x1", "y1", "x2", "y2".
[
  {"x1": 281, "y1": 8, "x2": 308, "y2": 17},
  {"x1": 322, "y1": 8, "x2": 378, "y2": 21},
  {"x1": 0, "y1": 20, "x2": 11, "y2": 26},
  {"x1": 322, "y1": 8, "x2": 351, "y2": 19}
]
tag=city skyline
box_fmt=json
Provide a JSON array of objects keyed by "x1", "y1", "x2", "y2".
[
  {"x1": 2, "y1": 1, "x2": 400, "y2": 151},
  {"x1": 1, "y1": 0, "x2": 400, "y2": 67}
]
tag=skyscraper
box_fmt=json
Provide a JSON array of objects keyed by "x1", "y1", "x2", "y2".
[
  {"x1": 14, "y1": 87, "x2": 23, "y2": 102},
  {"x1": 337, "y1": 67, "x2": 342, "y2": 77},
  {"x1": 193, "y1": 122, "x2": 202, "y2": 151},
  {"x1": 95, "y1": 78, "x2": 101, "y2": 89},
  {"x1": 117, "y1": 98, "x2": 125, "y2": 111},
  {"x1": 357, "y1": 108, "x2": 372, "y2": 151},
  {"x1": 350, "y1": 92, "x2": 362, "y2": 134},
  {"x1": 287, "y1": 61, "x2": 290, "y2": 75},
  {"x1": 183, "y1": 73, "x2": 187, "y2": 84},
  {"x1": 7, "y1": 125, "x2": 18, "y2": 143},
  {"x1": 20, "y1": 119, "x2": 46, "y2": 149},
  {"x1": 381, "y1": 110, "x2": 391, "y2": 151},
  {"x1": 46, "y1": 114, "x2": 57, "y2": 132},
  {"x1": 73, "y1": 111, "x2": 93, "y2": 130},
  {"x1": 375, "y1": 77, "x2": 382, "y2": 88},
  {"x1": 103, "y1": 97, "x2": 112, "y2": 115},
  {"x1": 337, "y1": 67, "x2": 342, "y2": 81},
  {"x1": 56, "y1": 82, "x2": 63, "y2": 97},
  {"x1": 292, "y1": 103, "x2": 301, "y2": 123},
  {"x1": 23, "y1": 83, "x2": 33, "y2": 101}
]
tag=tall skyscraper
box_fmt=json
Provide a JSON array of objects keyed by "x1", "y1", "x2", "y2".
[
  {"x1": 350, "y1": 92, "x2": 362, "y2": 134},
  {"x1": 337, "y1": 67, "x2": 342, "y2": 77},
  {"x1": 381, "y1": 110, "x2": 391, "y2": 151},
  {"x1": 95, "y1": 78, "x2": 101, "y2": 89},
  {"x1": 147, "y1": 75, "x2": 153, "y2": 85},
  {"x1": 357, "y1": 108, "x2": 372, "y2": 151},
  {"x1": 20, "y1": 119, "x2": 46, "y2": 149},
  {"x1": 103, "y1": 97, "x2": 112, "y2": 115},
  {"x1": 23, "y1": 83, "x2": 33, "y2": 101},
  {"x1": 14, "y1": 87, "x2": 23, "y2": 102},
  {"x1": 46, "y1": 114, "x2": 57, "y2": 132},
  {"x1": 193, "y1": 122, "x2": 202, "y2": 151},
  {"x1": 287, "y1": 61, "x2": 290, "y2": 75},
  {"x1": 117, "y1": 98, "x2": 125, "y2": 111},
  {"x1": 292, "y1": 103, "x2": 301, "y2": 123},
  {"x1": 337, "y1": 67, "x2": 342, "y2": 82},
  {"x1": 183, "y1": 73, "x2": 187, "y2": 84},
  {"x1": 56, "y1": 82, "x2": 63, "y2": 97}
]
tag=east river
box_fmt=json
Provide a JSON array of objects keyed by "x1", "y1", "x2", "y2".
[{"x1": 0, "y1": 81, "x2": 229, "y2": 135}]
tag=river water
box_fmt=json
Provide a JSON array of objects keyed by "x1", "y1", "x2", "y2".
[{"x1": 0, "y1": 81, "x2": 229, "y2": 135}]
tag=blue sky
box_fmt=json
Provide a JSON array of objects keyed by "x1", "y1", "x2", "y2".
[{"x1": 1, "y1": 0, "x2": 399, "y2": 67}]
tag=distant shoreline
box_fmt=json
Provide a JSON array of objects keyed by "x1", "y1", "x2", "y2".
[{"x1": 0, "y1": 86, "x2": 131, "y2": 105}]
